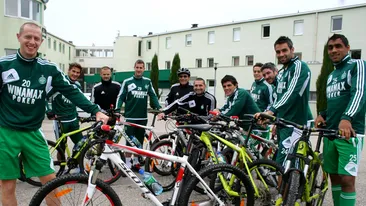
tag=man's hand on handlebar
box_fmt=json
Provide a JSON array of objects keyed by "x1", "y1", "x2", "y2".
[
  {"x1": 254, "y1": 111, "x2": 274, "y2": 125},
  {"x1": 96, "y1": 111, "x2": 110, "y2": 125},
  {"x1": 157, "y1": 112, "x2": 165, "y2": 120},
  {"x1": 315, "y1": 115, "x2": 326, "y2": 128}
]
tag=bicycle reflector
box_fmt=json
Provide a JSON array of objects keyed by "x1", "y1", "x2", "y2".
[
  {"x1": 101, "y1": 125, "x2": 111, "y2": 132},
  {"x1": 209, "y1": 110, "x2": 219, "y2": 115}
]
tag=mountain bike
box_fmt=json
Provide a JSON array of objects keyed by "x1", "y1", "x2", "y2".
[
  {"x1": 256, "y1": 112, "x2": 345, "y2": 206},
  {"x1": 29, "y1": 121, "x2": 255, "y2": 206}
]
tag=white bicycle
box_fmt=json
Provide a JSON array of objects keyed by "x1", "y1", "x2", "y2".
[{"x1": 29, "y1": 121, "x2": 255, "y2": 206}]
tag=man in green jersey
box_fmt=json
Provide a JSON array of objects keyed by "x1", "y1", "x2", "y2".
[
  {"x1": 116, "y1": 60, "x2": 161, "y2": 166},
  {"x1": 250, "y1": 62, "x2": 274, "y2": 112},
  {"x1": 256, "y1": 36, "x2": 311, "y2": 166},
  {"x1": 0, "y1": 22, "x2": 109, "y2": 206},
  {"x1": 214, "y1": 75, "x2": 260, "y2": 119},
  {"x1": 46, "y1": 63, "x2": 84, "y2": 152},
  {"x1": 315, "y1": 34, "x2": 365, "y2": 206}
]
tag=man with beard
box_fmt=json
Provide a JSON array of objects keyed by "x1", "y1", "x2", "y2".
[
  {"x1": 250, "y1": 62, "x2": 274, "y2": 112},
  {"x1": 256, "y1": 36, "x2": 311, "y2": 167},
  {"x1": 315, "y1": 34, "x2": 365, "y2": 206},
  {"x1": 91, "y1": 66, "x2": 121, "y2": 111}
]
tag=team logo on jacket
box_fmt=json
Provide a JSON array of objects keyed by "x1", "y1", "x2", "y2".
[
  {"x1": 341, "y1": 71, "x2": 347, "y2": 79},
  {"x1": 327, "y1": 75, "x2": 333, "y2": 85},
  {"x1": 145, "y1": 84, "x2": 149, "y2": 89},
  {"x1": 38, "y1": 75, "x2": 46, "y2": 84},
  {"x1": 176, "y1": 92, "x2": 179, "y2": 96}
]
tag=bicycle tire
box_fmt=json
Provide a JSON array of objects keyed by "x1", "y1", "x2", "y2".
[
  {"x1": 145, "y1": 139, "x2": 183, "y2": 191},
  {"x1": 21, "y1": 140, "x2": 66, "y2": 187},
  {"x1": 177, "y1": 163, "x2": 255, "y2": 206},
  {"x1": 307, "y1": 154, "x2": 327, "y2": 206},
  {"x1": 283, "y1": 170, "x2": 301, "y2": 206},
  {"x1": 247, "y1": 159, "x2": 284, "y2": 187},
  {"x1": 29, "y1": 174, "x2": 122, "y2": 206},
  {"x1": 79, "y1": 139, "x2": 124, "y2": 185}
]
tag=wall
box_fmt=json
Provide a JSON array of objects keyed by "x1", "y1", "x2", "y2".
[{"x1": 113, "y1": 36, "x2": 140, "y2": 71}]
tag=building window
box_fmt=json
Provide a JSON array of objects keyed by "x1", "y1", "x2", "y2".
[
  {"x1": 331, "y1": 16, "x2": 342, "y2": 32},
  {"x1": 208, "y1": 31, "x2": 215, "y2": 44},
  {"x1": 166, "y1": 37, "x2": 171, "y2": 49},
  {"x1": 146, "y1": 40, "x2": 152, "y2": 50},
  {"x1": 53, "y1": 41, "x2": 57, "y2": 51},
  {"x1": 165, "y1": 61, "x2": 171, "y2": 70},
  {"x1": 59, "y1": 43, "x2": 62, "y2": 52},
  {"x1": 350, "y1": 50, "x2": 361, "y2": 59},
  {"x1": 310, "y1": 91, "x2": 317, "y2": 101},
  {"x1": 294, "y1": 52, "x2": 302, "y2": 60},
  {"x1": 246, "y1": 55, "x2": 254, "y2": 66},
  {"x1": 293, "y1": 20, "x2": 304, "y2": 36},
  {"x1": 47, "y1": 38, "x2": 51, "y2": 49},
  {"x1": 207, "y1": 58, "x2": 214, "y2": 67},
  {"x1": 5, "y1": 49, "x2": 17, "y2": 55},
  {"x1": 69, "y1": 47, "x2": 71, "y2": 60},
  {"x1": 62, "y1": 45, "x2": 65, "y2": 54},
  {"x1": 97, "y1": 68, "x2": 102, "y2": 73},
  {"x1": 206, "y1": 80, "x2": 215, "y2": 95},
  {"x1": 5, "y1": 0, "x2": 41, "y2": 22},
  {"x1": 90, "y1": 68, "x2": 96, "y2": 74},
  {"x1": 138, "y1": 41, "x2": 142, "y2": 56},
  {"x1": 186, "y1": 34, "x2": 192, "y2": 46},
  {"x1": 233, "y1": 28, "x2": 240, "y2": 42},
  {"x1": 32, "y1": 0, "x2": 41, "y2": 22},
  {"x1": 146, "y1": 63, "x2": 152, "y2": 70},
  {"x1": 232, "y1": 56, "x2": 240, "y2": 66},
  {"x1": 196, "y1": 59, "x2": 202, "y2": 68},
  {"x1": 262, "y1": 24, "x2": 270, "y2": 38}
]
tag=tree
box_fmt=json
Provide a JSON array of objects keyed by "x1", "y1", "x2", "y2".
[
  {"x1": 150, "y1": 54, "x2": 161, "y2": 107},
  {"x1": 316, "y1": 42, "x2": 334, "y2": 114},
  {"x1": 170, "y1": 53, "x2": 180, "y2": 85}
]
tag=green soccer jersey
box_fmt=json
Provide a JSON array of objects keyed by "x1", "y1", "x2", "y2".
[
  {"x1": 116, "y1": 76, "x2": 161, "y2": 120},
  {"x1": 269, "y1": 56, "x2": 311, "y2": 125},
  {"x1": 0, "y1": 51, "x2": 99, "y2": 131},
  {"x1": 250, "y1": 78, "x2": 274, "y2": 112},
  {"x1": 46, "y1": 76, "x2": 81, "y2": 121},
  {"x1": 320, "y1": 55, "x2": 366, "y2": 134},
  {"x1": 219, "y1": 88, "x2": 260, "y2": 119}
]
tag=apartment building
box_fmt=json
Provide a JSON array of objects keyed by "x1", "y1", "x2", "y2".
[{"x1": 111, "y1": 3, "x2": 366, "y2": 114}]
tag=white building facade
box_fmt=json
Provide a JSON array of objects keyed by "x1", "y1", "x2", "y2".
[{"x1": 112, "y1": 3, "x2": 366, "y2": 116}]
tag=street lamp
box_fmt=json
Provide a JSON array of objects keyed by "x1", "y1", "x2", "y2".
[{"x1": 214, "y1": 63, "x2": 218, "y2": 96}]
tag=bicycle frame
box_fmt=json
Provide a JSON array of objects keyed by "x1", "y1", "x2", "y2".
[
  {"x1": 82, "y1": 140, "x2": 225, "y2": 206},
  {"x1": 198, "y1": 130, "x2": 270, "y2": 198}
]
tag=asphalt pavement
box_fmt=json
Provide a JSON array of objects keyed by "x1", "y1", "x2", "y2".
[{"x1": 1, "y1": 114, "x2": 365, "y2": 205}]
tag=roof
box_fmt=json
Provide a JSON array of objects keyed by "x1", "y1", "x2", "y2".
[
  {"x1": 140, "y1": 3, "x2": 366, "y2": 38},
  {"x1": 47, "y1": 32, "x2": 75, "y2": 46}
]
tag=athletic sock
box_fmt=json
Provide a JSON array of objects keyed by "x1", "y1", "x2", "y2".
[
  {"x1": 331, "y1": 185, "x2": 341, "y2": 206},
  {"x1": 340, "y1": 191, "x2": 356, "y2": 206}
]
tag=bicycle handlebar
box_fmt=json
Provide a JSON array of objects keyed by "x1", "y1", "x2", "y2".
[{"x1": 256, "y1": 112, "x2": 345, "y2": 140}]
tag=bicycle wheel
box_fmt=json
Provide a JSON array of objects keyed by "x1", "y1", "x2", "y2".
[
  {"x1": 29, "y1": 174, "x2": 122, "y2": 206},
  {"x1": 247, "y1": 159, "x2": 284, "y2": 205},
  {"x1": 20, "y1": 140, "x2": 65, "y2": 187},
  {"x1": 79, "y1": 139, "x2": 125, "y2": 185},
  {"x1": 178, "y1": 163, "x2": 255, "y2": 206},
  {"x1": 144, "y1": 139, "x2": 183, "y2": 191},
  {"x1": 282, "y1": 170, "x2": 301, "y2": 206}
]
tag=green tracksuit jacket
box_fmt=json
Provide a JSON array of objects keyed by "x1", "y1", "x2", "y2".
[
  {"x1": 46, "y1": 76, "x2": 81, "y2": 121},
  {"x1": 0, "y1": 51, "x2": 99, "y2": 131},
  {"x1": 116, "y1": 76, "x2": 161, "y2": 120},
  {"x1": 269, "y1": 56, "x2": 311, "y2": 125},
  {"x1": 319, "y1": 55, "x2": 366, "y2": 134},
  {"x1": 250, "y1": 78, "x2": 274, "y2": 112},
  {"x1": 219, "y1": 88, "x2": 260, "y2": 119}
]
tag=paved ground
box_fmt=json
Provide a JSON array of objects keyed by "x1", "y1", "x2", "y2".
[{"x1": 1, "y1": 114, "x2": 366, "y2": 205}]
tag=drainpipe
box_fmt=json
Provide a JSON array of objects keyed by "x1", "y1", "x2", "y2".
[{"x1": 313, "y1": 12, "x2": 319, "y2": 62}]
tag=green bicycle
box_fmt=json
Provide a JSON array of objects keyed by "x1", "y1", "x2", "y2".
[
  {"x1": 257, "y1": 113, "x2": 344, "y2": 206},
  {"x1": 175, "y1": 111, "x2": 283, "y2": 205}
]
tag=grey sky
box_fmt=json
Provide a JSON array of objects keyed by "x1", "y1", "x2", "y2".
[{"x1": 44, "y1": 0, "x2": 365, "y2": 46}]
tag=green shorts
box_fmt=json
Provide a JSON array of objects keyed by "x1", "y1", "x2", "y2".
[
  {"x1": 276, "y1": 127, "x2": 302, "y2": 166},
  {"x1": 323, "y1": 135, "x2": 364, "y2": 176},
  {"x1": 0, "y1": 126, "x2": 54, "y2": 180}
]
